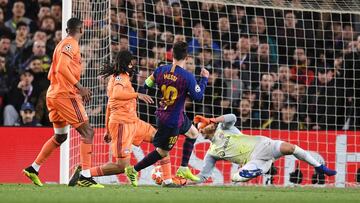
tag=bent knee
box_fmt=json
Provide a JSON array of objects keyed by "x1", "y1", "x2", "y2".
[
  {"x1": 280, "y1": 142, "x2": 296, "y2": 155},
  {"x1": 156, "y1": 148, "x2": 169, "y2": 157},
  {"x1": 54, "y1": 134, "x2": 68, "y2": 144}
]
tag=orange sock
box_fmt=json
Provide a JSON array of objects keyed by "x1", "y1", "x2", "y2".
[
  {"x1": 80, "y1": 142, "x2": 92, "y2": 170},
  {"x1": 34, "y1": 136, "x2": 60, "y2": 165},
  {"x1": 159, "y1": 156, "x2": 171, "y2": 181},
  {"x1": 90, "y1": 167, "x2": 104, "y2": 177}
]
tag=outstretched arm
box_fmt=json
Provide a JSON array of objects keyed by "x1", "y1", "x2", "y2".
[
  {"x1": 194, "y1": 114, "x2": 237, "y2": 130},
  {"x1": 196, "y1": 153, "x2": 218, "y2": 183}
]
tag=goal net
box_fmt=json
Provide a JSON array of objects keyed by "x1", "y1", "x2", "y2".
[{"x1": 64, "y1": 0, "x2": 360, "y2": 187}]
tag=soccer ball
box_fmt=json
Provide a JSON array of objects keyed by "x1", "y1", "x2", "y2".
[{"x1": 151, "y1": 166, "x2": 163, "y2": 185}]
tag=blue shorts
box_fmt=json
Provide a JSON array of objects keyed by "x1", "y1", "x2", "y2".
[{"x1": 153, "y1": 114, "x2": 192, "y2": 151}]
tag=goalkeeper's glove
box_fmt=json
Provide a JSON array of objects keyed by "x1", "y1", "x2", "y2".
[{"x1": 193, "y1": 115, "x2": 216, "y2": 129}]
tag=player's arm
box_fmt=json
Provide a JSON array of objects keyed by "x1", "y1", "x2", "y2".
[
  {"x1": 187, "y1": 70, "x2": 208, "y2": 101},
  {"x1": 56, "y1": 48, "x2": 91, "y2": 102},
  {"x1": 103, "y1": 103, "x2": 111, "y2": 143},
  {"x1": 196, "y1": 153, "x2": 218, "y2": 183},
  {"x1": 194, "y1": 114, "x2": 237, "y2": 129},
  {"x1": 112, "y1": 83, "x2": 154, "y2": 103},
  {"x1": 144, "y1": 74, "x2": 155, "y2": 89}
]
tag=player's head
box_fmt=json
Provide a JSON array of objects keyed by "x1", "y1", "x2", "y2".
[
  {"x1": 199, "y1": 123, "x2": 217, "y2": 139},
  {"x1": 66, "y1": 17, "x2": 83, "y2": 35},
  {"x1": 172, "y1": 41, "x2": 188, "y2": 61},
  {"x1": 99, "y1": 50, "x2": 135, "y2": 78}
]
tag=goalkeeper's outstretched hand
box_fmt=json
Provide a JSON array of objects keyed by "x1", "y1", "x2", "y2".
[{"x1": 193, "y1": 115, "x2": 215, "y2": 129}]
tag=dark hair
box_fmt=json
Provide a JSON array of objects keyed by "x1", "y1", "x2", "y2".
[
  {"x1": 66, "y1": 17, "x2": 82, "y2": 34},
  {"x1": 16, "y1": 21, "x2": 28, "y2": 30},
  {"x1": 172, "y1": 41, "x2": 188, "y2": 60},
  {"x1": 99, "y1": 50, "x2": 134, "y2": 78}
]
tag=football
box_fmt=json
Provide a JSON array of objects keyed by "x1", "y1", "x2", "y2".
[{"x1": 151, "y1": 166, "x2": 163, "y2": 185}]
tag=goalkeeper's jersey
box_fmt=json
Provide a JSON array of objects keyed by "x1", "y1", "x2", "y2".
[{"x1": 207, "y1": 114, "x2": 262, "y2": 165}]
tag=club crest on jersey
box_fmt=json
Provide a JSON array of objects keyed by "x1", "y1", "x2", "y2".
[
  {"x1": 115, "y1": 75, "x2": 121, "y2": 81},
  {"x1": 195, "y1": 85, "x2": 201, "y2": 92},
  {"x1": 63, "y1": 44, "x2": 72, "y2": 52}
]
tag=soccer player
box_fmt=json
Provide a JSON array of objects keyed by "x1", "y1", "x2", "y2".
[
  {"x1": 193, "y1": 114, "x2": 337, "y2": 183},
  {"x1": 124, "y1": 41, "x2": 209, "y2": 187},
  {"x1": 70, "y1": 50, "x2": 200, "y2": 187},
  {"x1": 22, "y1": 18, "x2": 101, "y2": 187}
]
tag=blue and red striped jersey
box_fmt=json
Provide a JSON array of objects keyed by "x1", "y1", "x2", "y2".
[{"x1": 152, "y1": 64, "x2": 208, "y2": 128}]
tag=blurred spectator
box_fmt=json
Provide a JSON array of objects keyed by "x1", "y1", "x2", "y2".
[
  {"x1": 269, "y1": 87, "x2": 286, "y2": 121},
  {"x1": 263, "y1": 101, "x2": 304, "y2": 129},
  {"x1": 277, "y1": 11, "x2": 305, "y2": 65},
  {"x1": 10, "y1": 21, "x2": 31, "y2": 56},
  {"x1": 202, "y1": 69, "x2": 224, "y2": 117},
  {"x1": 308, "y1": 67, "x2": 344, "y2": 130},
  {"x1": 250, "y1": 42, "x2": 277, "y2": 87},
  {"x1": 235, "y1": 99, "x2": 259, "y2": 129},
  {"x1": 233, "y1": 35, "x2": 252, "y2": 88},
  {"x1": 39, "y1": 15, "x2": 56, "y2": 36},
  {"x1": 28, "y1": 57, "x2": 49, "y2": 92},
  {"x1": 185, "y1": 55, "x2": 195, "y2": 74},
  {"x1": 20, "y1": 40, "x2": 51, "y2": 71},
  {"x1": 278, "y1": 65, "x2": 291, "y2": 84},
  {"x1": 0, "y1": 34, "x2": 13, "y2": 68},
  {"x1": 135, "y1": 68, "x2": 156, "y2": 125},
  {"x1": 87, "y1": 76, "x2": 108, "y2": 127},
  {"x1": 14, "y1": 102, "x2": 41, "y2": 126},
  {"x1": 258, "y1": 73, "x2": 274, "y2": 123},
  {"x1": 37, "y1": 5, "x2": 51, "y2": 24},
  {"x1": 213, "y1": 16, "x2": 239, "y2": 49},
  {"x1": 3, "y1": 70, "x2": 40, "y2": 126},
  {"x1": 289, "y1": 48, "x2": 314, "y2": 85},
  {"x1": 144, "y1": 22, "x2": 161, "y2": 54},
  {"x1": 223, "y1": 66, "x2": 242, "y2": 107},
  {"x1": 5, "y1": 0, "x2": 35, "y2": 34},
  {"x1": 50, "y1": 2, "x2": 62, "y2": 27},
  {"x1": 195, "y1": 47, "x2": 219, "y2": 75},
  {"x1": 249, "y1": 16, "x2": 277, "y2": 63},
  {"x1": 188, "y1": 24, "x2": 221, "y2": 54},
  {"x1": 0, "y1": 55, "x2": 11, "y2": 123}
]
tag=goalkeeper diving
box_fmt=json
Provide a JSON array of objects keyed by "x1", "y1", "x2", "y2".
[{"x1": 193, "y1": 114, "x2": 337, "y2": 183}]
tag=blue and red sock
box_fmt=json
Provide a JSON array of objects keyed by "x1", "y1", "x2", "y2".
[{"x1": 181, "y1": 137, "x2": 196, "y2": 167}]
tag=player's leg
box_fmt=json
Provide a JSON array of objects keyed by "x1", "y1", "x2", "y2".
[
  {"x1": 79, "y1": 123, "x2": 135, "y2": 178},
  {"x1": 23, "y1": 98, "x2": 69, "y2": 186},
  {"x1": 56, "y1": 97, "x2": 103, "y2": 187},
  {"x1": 278, "y1": 142, "x2": 336, "y2": 176},
  {"x1": 232, "y1": 160, "x2": 272, "y2": 182},
  {"x1": 176, "y1": 117, "x2": 200, "y2": 181},
  {"x1": 125, "y1": 124, "x2": 179, "y2": 187}
]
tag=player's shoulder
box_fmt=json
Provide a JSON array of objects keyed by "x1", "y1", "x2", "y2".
[{"x1": 59, "y1": 37, "x2": 78, "y2": 50}]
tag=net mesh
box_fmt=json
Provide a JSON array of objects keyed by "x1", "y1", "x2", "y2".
[{"x1": 68, "y1": 0, "x2": 360, "y2": 186}]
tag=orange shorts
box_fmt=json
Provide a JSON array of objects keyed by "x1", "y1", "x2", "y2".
[
  {"x1": 47, "y1": 97, "x2": 88, "y2": 129},
  {"x1": 109, "y1": 119, "x2": 156, "y2": 159}
]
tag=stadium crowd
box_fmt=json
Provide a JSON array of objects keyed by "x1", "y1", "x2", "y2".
[{"x1": 0, "y1": 0, "x2": 360, "y2": 131}]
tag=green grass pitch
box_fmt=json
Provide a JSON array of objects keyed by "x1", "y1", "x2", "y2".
[{"x1": 1, "y1": 184, "x2": 359, "y2": 203}]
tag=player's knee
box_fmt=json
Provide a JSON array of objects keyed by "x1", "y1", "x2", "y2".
[
  {"x1": 54, "y1": 134, "x2": 67, "y2": 144},
  {"x1": 156, "y1": 148, "x2": 169, "y2": 157},
  {"x1": 83, "y1": 126, "x2": 94, "y2": 139},
  {"x1": 280, "y1": 142, "x2": 296, "y2": 155}
]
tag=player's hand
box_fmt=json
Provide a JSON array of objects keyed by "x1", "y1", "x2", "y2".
[
  {"x1": 79, "y1": 87, "x2": 92, "y2": 104},
  {"x1": 138, "y1": 93, "x2": 154, "y2": 104},
  {"x1": 194, "y1": 115, "x2": 215, "y2": 129},
  {"x1": 200, "y1": 68, "x2": 209, "y2": 78},
  {"x1": 103, "y1": 132, "x2": 111, "y2": 143}
]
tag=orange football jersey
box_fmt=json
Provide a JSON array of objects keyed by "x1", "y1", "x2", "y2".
[
  {"x1": 47, "y1": 36, "x2": 82, "y2": 98},
  {"x1": 107, "y1": 73, "x2": 139, "y2": 124}
]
